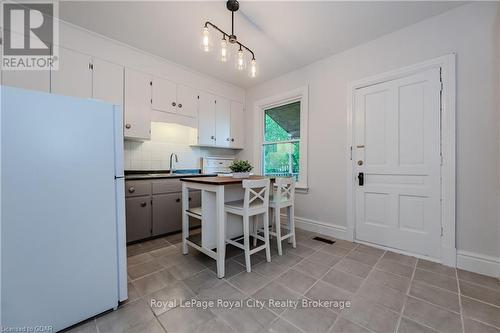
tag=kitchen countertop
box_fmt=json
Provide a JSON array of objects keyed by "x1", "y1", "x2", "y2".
[
  {"x1": 180, "y1": 175, "x2": 273, "y2": 185},
  {"x1": 125, "y1": 170, "x2": 216, "y2": 180}
]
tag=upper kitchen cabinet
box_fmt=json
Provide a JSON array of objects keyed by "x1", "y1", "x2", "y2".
[
  {"x1": 197, "y1": 92, "x2": 217, "y2": 146},
  {"x1": 2, "y1": 68, "x2": 50, "y2": 92},
  {"x1": 92, "y1": 58, "x2": 124, "y2": 105},
  {"x1": 51, "y1": 47, "x2": 92, "y2": 98},
  {"x1": 215, "y1": 97, "x2": 231, "y2": 148},
  {"x1": 151, "y1": 76, "x2": 197, "y2": 118},
  {"x1": 230, "y1": 101, "x2": 245, "y2": 149},
  {"x1": 124, "y1": 68, "x2": 151, "y2": 140}
]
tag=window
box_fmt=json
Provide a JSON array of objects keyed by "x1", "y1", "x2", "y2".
[{"x1": 262, "y1": 101, "x2": 300, "y2": 180}]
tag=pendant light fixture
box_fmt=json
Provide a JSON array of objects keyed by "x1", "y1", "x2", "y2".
[{"x1": 201, "y1": 0, "x2": 257, "y2": 78}]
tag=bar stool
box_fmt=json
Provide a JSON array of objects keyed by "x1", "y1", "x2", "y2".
[
  {"x1": 225, "y1": 179, "x2": 271, "y2": 272},
  {"x1": 268, "y1": 177, "x2": 296, "y2": 256}
]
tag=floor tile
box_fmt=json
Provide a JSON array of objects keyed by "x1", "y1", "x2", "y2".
[
  {"x1": 330, "y1": 239, "x2": 358, "y2": 250},
  {"x1": 282, "y1": 306, "x2": 337, "y2": 333},
  {"x1": 320, "y1": 244, "x2": 352, "y2": 257},
  {"x1": 276, "y1": 269, "x2": 317, "y2": 295},
  {"x1": 169, "y1": 260, "x2": 207, "y2": 280},
  {"x1": 322, "y1": 268, "x2": 364, "y2": 293},
  {"x1": 341, "y1": 296, "x2": 399, "y2": 333},
  {"x1": 294, "y1": 259, "x2": 331, "y2": 279},
  {"x1": 127, "y1": 253, "x2": 154, "y2": 267},
  {"x1": 366, "y1": 269, "x2": 411, "y2": 292},
  {"x1": 285, "y1": 244, "x2": 316, "y2": 258},
  {"x1": 308, "y1": 251, "x2": 343, "y2": 267},
  {"x1": 305, "y1": 281, "x2": 352, "y2": 312},
  {"x1": 409, "y1": 281, "x2": 460, "y2": 313},
  {"x1": 345, "y1": 250, "x2": 380, "y2": 266},
  {"x1": 149, "y1": 245, "x2": 178, "y2": 258},
  {"x1": 128, "y1": 260, "x2": 163, "y2": 280},
  {"x1": 356, "y1": 281, "x2": 407, "y2": 313},
  {"x1": 403, "y1": 296, "x2": 462, "y2": 333},
  {"x1": 458, "y1": 269, "x2": 500, "y2": 291},
  {"x1": 382, "y1": 251, "x2": 418, "y2": 267},
  {"x1": 413, "y1": 269, "x2": 458, "y2": 292},
  {"x1": 416, "y1": 259, "x2": 456, "y2": 277},
  {"x1": 184, "y1": 269, "x2": 225, "y2": 294},
  {"x1": 217, "y1": 302, "x2": 276, "y2": 333},
  {"x1": 355, "y1": 244, "x2": 385, "y2": 257},
  {"x1": 376, "y1": 258, "x2": 414, "y2": 278},
  {"x1": 397, "y1": 317, "x2": 439, "y2": 333},
  {"x1": 132, "y1": 270, "x2": 177, "y2": 296},
  {"x1": 207, "y1": 259, "x2": 246, "y2": 278},
  {"x1": 461, "y1": 295, "x2": 500, "y2": 329},
  {"x1": 253, "y1": 261, "x2": 290, "y2": 279},
  {"x1": 463, "y1": 318, "x2": 500, "y2": 333},
  {"x1": 65, "y1": 319, "x2": 98, "y2": 333},
  {"x1": 157, "y1": 305, "x2": 214, "y2": 333},
  {"x1": 251, "y1": 281, "x2": 301, "y2": 314},
  {"x1": 460, "y1": 279, "x2": 500, "y2": 306},
  {"x1": 265, "y1": 318, "x2": 302, "y2": 333},
  {"x1": 229, "y1": 271, "x2": 270, "y2": 295},
  {"x1": 125, "y1": 282, "x2": 141, "y2": 303},
  {"x1": 196, "y1": 281, "x2": 246, "y2": 316},
  {"x1": 140, "y1": 238, "x2": 171, "y2": 252},
  {"x1": 146, "y1": 281, "x2": 194, "y2": 316},
  {"x1": 329, "y1": 317, "x2": 371, "y2": 333},
  {"x1": 334, "y1": 258, "x2": 372, "y2": 278},
  {"x1": 193, "y1": 317, "x2": 235, "y2": 333},
  {"x1": 123, "y1": 318, "x2": 165, "y2": 333},
  {"x1": 271, "y1": 252, "x2": 304, "y2": 267},
  {"x1": 96, "y1": 299, "x2": 155, "y2": 333},
  {"x1": 295, "y1": 237, "x2": 325, "y2": 250},
  {"x1": 233, "y1": 252, "x2": 267, "y2": 267}
]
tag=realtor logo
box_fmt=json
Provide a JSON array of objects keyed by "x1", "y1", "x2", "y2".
[{"x1": 2, "y1": 1, "x2": 59, "y2": 70}]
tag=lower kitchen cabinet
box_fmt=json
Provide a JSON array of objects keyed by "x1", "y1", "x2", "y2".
[
  {"x1": 125, "y1": 196, "x2": 152, "y2": 243},
  {"x1": 152, "y1": 193, "x2": 181, "y2": 236}
]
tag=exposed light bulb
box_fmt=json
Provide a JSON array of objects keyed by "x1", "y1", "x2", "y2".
[
  {"x1": 235, "y1": 49, "x2": 246, "y2": 71},
  {"x1": 220, "y1": 38, "x2": 229, "y2": 63},
  {"x1": 249, "y1": 59, "x2": 257, "y2": 78},
  {"x1": 201, "y1": 27, "x2": 211, "y2": 52}
]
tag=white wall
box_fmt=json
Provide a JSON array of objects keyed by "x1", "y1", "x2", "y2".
[
  {"x1": 57, "y1": 20, "x2": 244, "y2": 171},
  {"x1": 243, "y1": 3, "x2": 500, "y2": 261}
]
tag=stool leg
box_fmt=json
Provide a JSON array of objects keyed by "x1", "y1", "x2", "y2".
[
  {"x1": 275, "y1": 206, "x2": 282, "y2": 256},
  {"x1": 243, "y1": 214, "x2": 251, "y2": 272},
  {"x1": 263, "y1": 211, "x2": 271, "y2": 262},
  {"x1": 253, "y1": 216, "x2": 258, "y2": 247},
  {"x1": 289, "y1": 205, "x2": 296, "y2": 248}
]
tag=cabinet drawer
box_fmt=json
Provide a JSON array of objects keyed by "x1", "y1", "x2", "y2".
[
  {"x1": 152, "y1": 179, "x2": 181, "y2": 194},
  {"x1": 125, "y1": 180, "x2": 151, "y2": 197}
]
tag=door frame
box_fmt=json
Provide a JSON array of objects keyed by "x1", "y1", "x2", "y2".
[{"x1": 346, "y1": 54, "x2": 456, "y2": 266}]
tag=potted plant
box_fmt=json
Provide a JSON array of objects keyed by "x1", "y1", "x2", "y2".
[{"x1": 229, "y1": 160, "x2": 253, "y2": 179}]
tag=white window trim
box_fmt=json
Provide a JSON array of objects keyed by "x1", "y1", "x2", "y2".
[{"x1": 254, "y1": 86, "x2": 309, "y2": 191}]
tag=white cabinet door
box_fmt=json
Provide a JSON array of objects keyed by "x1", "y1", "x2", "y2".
[
  {"x1": 176, "y1": 84, "x2": 197, "y2": 118},
  {"x1": 2, "y1": 70, "x2": 50, "y2": 92},
  {"x1": 215, "y1": 97, "x2": 231, "y2": 147},
  {"x1": 51, "y1": 47, "x2": 92, "y2": 98},
  {"x1": 124, "y1": 68, "x2": 151, "y2": 140},
  {"x1": 92, "y1": 58, "x2": 123, "y2": 105},
  {"x1": 230, "y1": 101, "x2": 244, "y2": 149},
  {"x1": 197, "y1": 92, "x2": 216, "y2": 146},
  {"x1": 151, "y1": 76, "x2": 176, "y2": 113}
]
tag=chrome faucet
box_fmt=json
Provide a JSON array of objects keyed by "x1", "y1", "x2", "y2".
[{"x1": 169, "y1": 153, "x2": 178, "y2": 174}]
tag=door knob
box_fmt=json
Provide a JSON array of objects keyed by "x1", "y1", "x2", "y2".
[
  {"x1": 178, "y1": 103, "x2": 182, "y2": 108},
  {"x1": 125, "y1": 123, "x2": 131, "y2": 129},
  {"x1": 358, "y1": 172, "x2": 364, "y2": 186},
  {"x1": 140, "y1": 202, "x2": 147, "y2": 207},
  {"x1": 172, "y1": 102, "x2": 176, "y2": 107},
  {"x1": 128, "y1": 186, "x2": 135, "y2": 193},
  {"x1": 176, "y1": 198, "x2": 180, "y2": 203}
]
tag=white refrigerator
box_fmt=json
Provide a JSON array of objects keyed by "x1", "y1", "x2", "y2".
[{"x1": 1, "y1": 86, "x2": 127, "y2": 331}]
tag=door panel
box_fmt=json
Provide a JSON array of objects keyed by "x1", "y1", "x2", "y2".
[
  {"x1": 354, "y1": 67, "x2": 441, "y2": 259},
  {"x1": 177, "y1": 84, "x2": 197, "y2": 118},
  {"x1": 151, "y1": 76, "x2": 177, "y2": 113},
  {"x1": 124, "y1": 68, "x2": 151, "y2": 140},
  {"x1": 51, "y1": 47, "x2": 92, "y2": 98},
  {"x1": 215, "y1": 97, "x2": 231, "y2": 147},
  {"x1": 152, "y1": 193, "x2": 181, "y2": 235},
  {"x1": 92, "y1": 58, "x2": 124, "y2": 105},
  {"x1": 230, "y1": 101, "x2": 244, "y2": 148},
  {"x1": 126, "y1": 196, "x2": 151, "y2": 242},
  {"x1": 197, "y1": 92, "x2": 216, "y2": 145}
]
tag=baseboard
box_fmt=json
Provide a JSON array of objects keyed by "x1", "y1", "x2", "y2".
[
  {"x1": 457, "y1": 250, "x2": 500, "y2": 278},
  {"x1": 285, "y1": 215, "x2": 347, "y2": 240}
]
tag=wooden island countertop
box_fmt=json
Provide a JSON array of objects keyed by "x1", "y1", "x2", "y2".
[{"x1": 180, "y1": 175, "x2": 271, "y2": 185}]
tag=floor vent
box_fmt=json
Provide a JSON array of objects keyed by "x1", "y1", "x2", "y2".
[{"x1": 313, "y1": 236, "x2": 335, "y2": 245}]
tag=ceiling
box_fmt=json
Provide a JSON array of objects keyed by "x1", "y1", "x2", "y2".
[{"x1": 59, "y1": 1, "x2": 463, "y2": 88}]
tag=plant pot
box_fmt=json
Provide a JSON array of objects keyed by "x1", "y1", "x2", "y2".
[{"x1": 232, "y1": 172, "x2": 250, "y2": 179}]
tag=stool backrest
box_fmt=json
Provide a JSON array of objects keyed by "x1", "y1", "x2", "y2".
[
  {"x1": 274, "y1": 177, "x2": 295, "y2": 203},
  {"x1": 242, "y1": 178, "x2": 270, "y2": 210}
]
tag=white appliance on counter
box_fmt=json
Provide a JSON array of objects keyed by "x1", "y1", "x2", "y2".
[
  {"x1": 1, "y1": 86, "x2": 127, "y2": 331},
  {"x1": 202, "y1": 156, "x2": 235, "y2": 175}
]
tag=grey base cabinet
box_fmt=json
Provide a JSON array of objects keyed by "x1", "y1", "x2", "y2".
[
  {"x1": 125, "y1": 196, "x2": 152, "y2": 243},
  {"x1": 152, "y1": 193, "x2": 181, "y2": 236}
]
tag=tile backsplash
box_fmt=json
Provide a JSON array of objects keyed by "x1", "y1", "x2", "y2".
[{"x1": 124, "y1": 122, "x2": 236, "y2": 171}]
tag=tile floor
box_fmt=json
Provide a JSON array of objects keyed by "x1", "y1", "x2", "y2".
[{"x1": 65, "y1": 229, "x2": 500, "y2": 333}]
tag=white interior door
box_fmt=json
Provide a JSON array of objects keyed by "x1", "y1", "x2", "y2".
[{"x1": 354, "y1": 67, "x2": 442, "y2": 258}]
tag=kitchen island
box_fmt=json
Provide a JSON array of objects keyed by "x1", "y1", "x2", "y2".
[{"x1": 180, "y1": 176, "x2": 271, "y2": 278}]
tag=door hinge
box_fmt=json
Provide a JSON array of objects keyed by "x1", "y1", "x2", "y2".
[
  {"x1": 197, "y1": 95, "x2": 200, "y2": 99},
  {"x1": 89, "y1": 63, "x2": 94, "y2": 70},
  {"x1": 150, "y1": 81, "x2": 152, "y2": 86},
  {"x1": 350, "y1": 146, "x2": 353, "y2": 160},
  {"x1": 441, "y1": 226, "x2": 444, "y2": 237},
  {"x1": 440, "y1": 154, "x2": 443, "y2": 166},
  {"x1": 150, "y1": 98, "x2": 153, "y2": 104},
  {"x1": 151, "y1": 199, "x2": 153, "y2": 205}
]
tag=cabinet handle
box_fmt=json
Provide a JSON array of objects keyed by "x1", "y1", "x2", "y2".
[
  {"x1": 128, "y1": 186, "x2": 135, "y2": 193},
  {"x1": 226, "y1": 138, "x2": 230, "y2": 141},
  {"x1": 231, "y1": 138, "x2": 235, "y2": 142},
  {"x1": 189, "y1": 197, "x2": 192, "y2": 201},
  {"x1": 210, "y1": 135, "x2": 215, "y2": 140},
  {"x1": 140, "y1": 202, "x2": 147, "y2": 207},
  {"x1": 125, "y1": 123, "x2": 131, "y2": 129},
  {"x1": 172, "y1": 102, "x2": 176, "y2": 107},
  {"x1": 176, "y1": 198, "x2": 180, "y2": 203},
  {"x1": 178, "y1": 103, "x2": 182, "y2": 108}
]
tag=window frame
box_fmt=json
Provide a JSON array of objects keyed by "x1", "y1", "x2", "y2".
[{"x1": 254, "y1": 86, "x2": 309, "y2": 190}]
